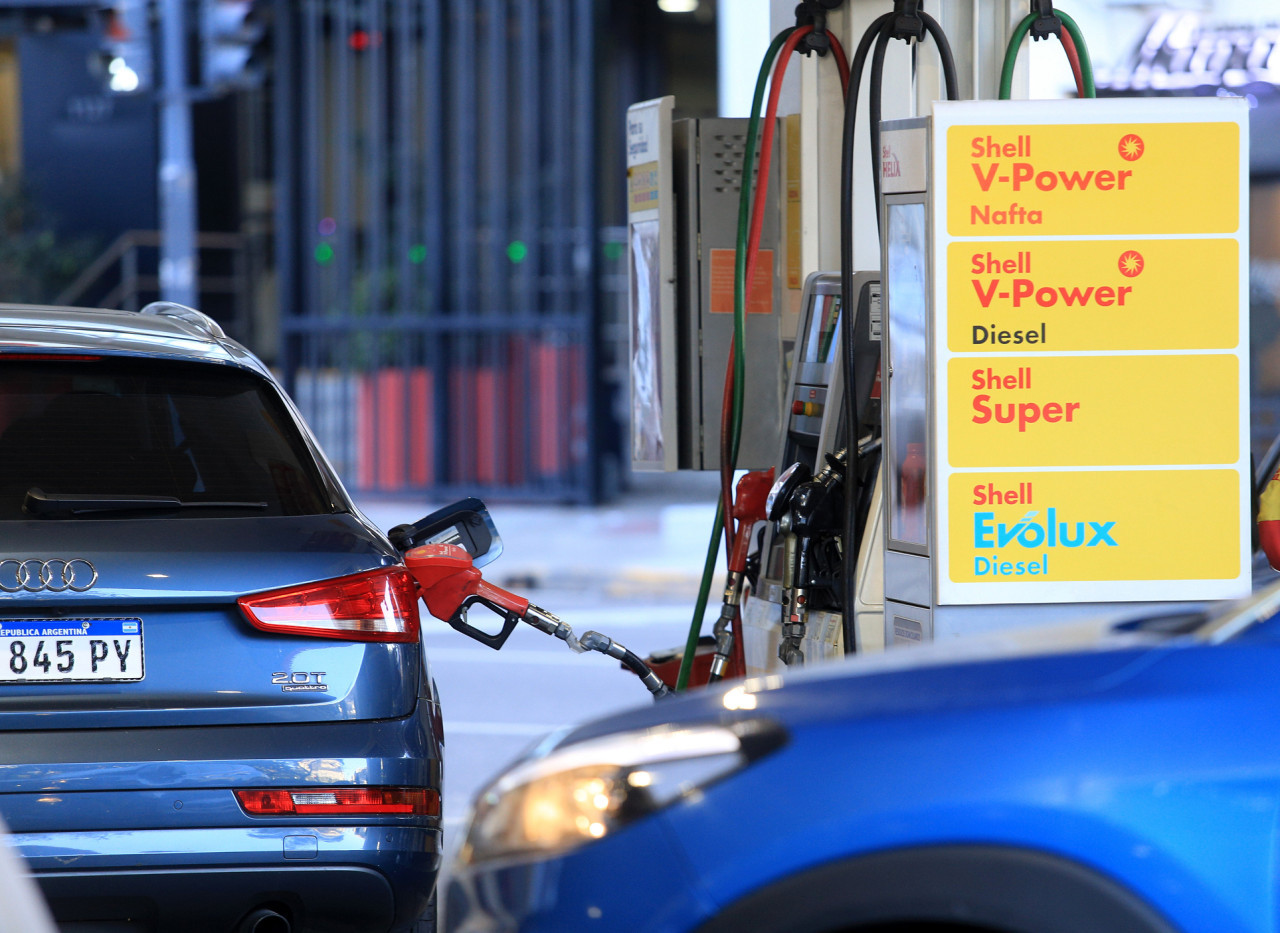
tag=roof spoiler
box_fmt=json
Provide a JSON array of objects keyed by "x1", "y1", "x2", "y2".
[{"x1": 139, "y1": 301, "x2": 226, "y2": 340}]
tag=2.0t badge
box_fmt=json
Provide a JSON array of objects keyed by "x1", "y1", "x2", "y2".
[
  {"x1": 272, "y1": 671, "x2": 328, "y2": 693},
  {"x1": 0, "y1": 559, "x2": 98, "y2": 593}
]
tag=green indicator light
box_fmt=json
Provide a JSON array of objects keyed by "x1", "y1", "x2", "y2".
[
  {"x1": 603, "y1": 241, "x2": 625, "y2": 261},
  {"x1": 506, "y1": 240, "x2": 528, "y2": 264},
  {"x1": 409, "y1": 244, "x2": 427, "y2": 264},
  {"x1": 314, "y1": 243, "x2": 335, "y2": 265}
]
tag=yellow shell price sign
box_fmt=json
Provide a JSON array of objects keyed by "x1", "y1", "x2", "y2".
[
  {"x1": 946, "y1": 470, "x2": 1241, "y2": 587},
  {"x1": 946, "y1": 239, "x2": 1239, "y2": 352},
  {"x1": 946, "y1": 355, "x2": 1239, "y2": 467},
  {"x1": 946, "y1": 120, "x2": 1239, "y2": 236},
  {"x1": 931, "y1": 98, "x2": 1250, "y2": 604}
]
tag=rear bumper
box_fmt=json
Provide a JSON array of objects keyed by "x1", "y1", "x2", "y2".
[
  {"x1": 1, "y1": 709, "x2": 443, "y2": 932},
  {"x1": 28, "y1": 827, "x2": 438, "y2": 933}
]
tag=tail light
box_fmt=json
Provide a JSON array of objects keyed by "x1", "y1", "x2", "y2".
[
  {"x1": 238, "y1": 567, "x2": 420, "y2": 643},
  {"x1": 236, "y1": 786, "x2": 439, "y2": 816}
]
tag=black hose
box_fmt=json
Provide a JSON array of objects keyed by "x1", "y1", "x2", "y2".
[
  {"x1": 868, "y1": 25, "x2": 893, "y2": 227},
  {"x1": 580, "y1": 631, "x2": 671, "y2": 698},
  {"x1": 839, "y1": 8, "x2": 961, "y2": 656},
  {"x1": 620, "y1": 647, "x2": 671, "y2": 698},
  {"x1": 839, "y1": 11, "x2": 893, "y2": 651},
  {"x1": 921, "y1": 13, "x2": 960, "y2": 101}
]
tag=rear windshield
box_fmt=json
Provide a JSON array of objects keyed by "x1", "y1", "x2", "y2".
[{"x1": 0, "y1": 357, "x2": 336, "y2": 518}]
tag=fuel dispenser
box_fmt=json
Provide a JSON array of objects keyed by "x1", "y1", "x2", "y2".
[
  {"x1": 624, "y1": 4, "x2": 1254, "y2": 686},
  {"x1": 741, "y1": 271, "x2": 886, "y2": 672},
  {"x1": 626, "y1": 96, "x2": 792, "y2": 472},
  {"x1": 879, "y1": 97, "x2": 1251, "y2": 644}
]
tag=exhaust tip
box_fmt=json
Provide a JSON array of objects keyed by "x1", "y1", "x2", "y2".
[{"x1": 237, "y1": 908, "x2": 291, "y2": 933}]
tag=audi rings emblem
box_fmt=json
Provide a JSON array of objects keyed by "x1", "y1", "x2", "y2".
[{"x1": 0, "y1": 559, "x2": 98, "y2": 593}]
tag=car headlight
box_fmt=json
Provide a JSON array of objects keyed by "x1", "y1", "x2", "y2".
[{"x1": 461, "y1": 720, "x2": 785, "y2": 864}]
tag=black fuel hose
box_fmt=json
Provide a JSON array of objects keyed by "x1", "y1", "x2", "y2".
[
  {"x1": 839, "y1": 10, "x2": 892, "y2": 652},
  {"x1": 839, "y1": 7, "x2": 959, "y2": 653},
  {"x1": 580, "y1": 631, "x2": 671, "y2": 698}
]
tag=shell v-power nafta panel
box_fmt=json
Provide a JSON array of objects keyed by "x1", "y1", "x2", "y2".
[
  {"x1": 879, "y1": 97, "x2": 1250, "y2": 644},
  {"x1": 626, "y1": 96, "x2": 791, "y2": 471}
]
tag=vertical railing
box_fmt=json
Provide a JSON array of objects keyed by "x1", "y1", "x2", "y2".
[{"x1": 276, "y1": 0, "x2": 606, "y2": 501}]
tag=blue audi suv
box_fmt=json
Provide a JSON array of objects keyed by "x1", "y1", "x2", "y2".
[{"x1": 0, "y1": 303, "x2": 442, "y2": 932}]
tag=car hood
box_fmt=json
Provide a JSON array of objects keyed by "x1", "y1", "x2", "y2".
[{"x1": 553, "y1": 613, "x2": 1188, "y2": 750}]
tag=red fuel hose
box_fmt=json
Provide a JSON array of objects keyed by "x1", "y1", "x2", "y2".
[
  {"x1": 720, "y1": 28, "x2": 850, "y2": 555},
  {"x1": 711, "y1": 30, "x2": 851, "y2": 680},
  {"x1": 1060, "y1": 28, "x2": 1085, "y2": 97}
]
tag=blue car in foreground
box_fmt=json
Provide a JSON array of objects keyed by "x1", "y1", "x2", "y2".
[
  {"x1": 445, "y1": 584, "x2": 1280, "y2": 933},
  {"x1": 0, "y1": 304, "x2": 442, "y2": 932}
]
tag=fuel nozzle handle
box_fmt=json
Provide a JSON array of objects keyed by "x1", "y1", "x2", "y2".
[
  {"x1": 778, "y1": 449, "x2": 848, "y2": 667},
  {"x1": 404, "y1": 543, "x2": 531, "y2": 650},
  {"x1": 728, "y1": 468, "x2": 775, "y2": 576}
]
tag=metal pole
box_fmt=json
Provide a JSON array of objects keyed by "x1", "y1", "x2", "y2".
[{"x1": 158, "y1": 0, "x2": 198, "y2": 307}]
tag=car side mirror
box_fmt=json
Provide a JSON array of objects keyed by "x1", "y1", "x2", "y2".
[{"x1": 388, "y1": 497, "x2": 504, "y2": 568}]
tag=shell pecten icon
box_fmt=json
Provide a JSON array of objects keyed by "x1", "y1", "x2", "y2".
[{"x1": 1117, "y1": 133, "x2": 1144, "y2": 161}]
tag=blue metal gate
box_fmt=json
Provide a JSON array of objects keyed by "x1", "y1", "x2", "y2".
[{"x1": 272, "y1": 0, "x2": 606, "y2": 501}]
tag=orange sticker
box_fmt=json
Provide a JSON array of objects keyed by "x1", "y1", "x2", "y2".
[{"x1": 710, "y1": 248, "x2": 774, "y2": 314}]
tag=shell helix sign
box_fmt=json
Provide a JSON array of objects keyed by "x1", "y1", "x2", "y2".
[{"x1": 932, "y1": 98, "x2": 1249, "y2": 605}]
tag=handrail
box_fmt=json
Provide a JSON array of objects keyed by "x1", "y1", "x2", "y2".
[
  {"x1": 54, "y1": 230, "x2": 140, "y2": 307},
  {"x1": 53, "y1": 229, "x2": 247, "y2": 310}
]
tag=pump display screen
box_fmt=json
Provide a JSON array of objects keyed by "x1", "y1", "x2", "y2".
[
  {"x1": 629, "y1": 219, "x2": 665, "y2": 463},
  {"x1": 885, "y1": 201, "x2": 929, "y2": 549},
  {"x1": 798, "y1": 293, "x2": 842, "y2": 364}
]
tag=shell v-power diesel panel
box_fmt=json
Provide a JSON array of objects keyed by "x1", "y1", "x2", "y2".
[{"x1": 626, "y1": 1, "x2": 1250, "y2": 684}]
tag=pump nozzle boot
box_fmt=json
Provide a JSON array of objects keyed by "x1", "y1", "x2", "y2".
[{"x1": 779, "y1": 631, "x2": 805, "y2": 666}]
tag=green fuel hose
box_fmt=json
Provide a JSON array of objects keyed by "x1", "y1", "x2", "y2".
[
  {"x1": 675, "y1": 27, "x2": 795, "y2": 692},
  {"x1": 999, "y1": 9, "x2": 1096, "y2": 100}
]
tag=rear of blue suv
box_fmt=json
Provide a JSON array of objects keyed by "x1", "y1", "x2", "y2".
[{"x1": 0, "y1": 305, "x2": 442, "y2": 933}]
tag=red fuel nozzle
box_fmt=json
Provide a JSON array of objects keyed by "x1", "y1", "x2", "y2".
[
  {"x1": 729, "y1": 468, "x2": 774, "y2": 574},
  {"x1": 404, "y1": 543, "x2": 529, "y2": 624}
]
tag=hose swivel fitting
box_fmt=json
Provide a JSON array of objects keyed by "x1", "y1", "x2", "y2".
[
  {"x1": 1029, "y1": 0, "x2": 1063, "y2": 41},
  {"x1": 525, "y1": 604, "x2": 585, "y2": 653},
  {"x1": 794, "y1": 0, "x2": 844, "y2": 56},
  {"x1": 779, "y1": 631, "x2": 805, "y2": 666},
  {"x1": 889, "y1": 0, "x2": 927, "y2": 42}
]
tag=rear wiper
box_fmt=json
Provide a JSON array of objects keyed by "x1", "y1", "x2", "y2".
[{"x1": 23, "y1": 488, "x2": 269, "y2": 518}]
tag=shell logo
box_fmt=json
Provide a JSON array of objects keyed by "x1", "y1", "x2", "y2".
[
  {"x1": 1117, "y1": 250, "x2": 1144, "y2": 277},
  {"x1": 1118, "y1": 134, "x2": 1144, "y2": 162}
]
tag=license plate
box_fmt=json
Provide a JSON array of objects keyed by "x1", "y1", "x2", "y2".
[{"x1": 0, "y1": 619, "x2": 144, "y2": 683}]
